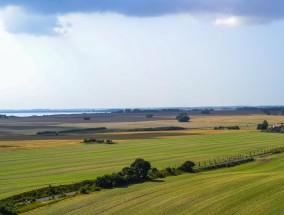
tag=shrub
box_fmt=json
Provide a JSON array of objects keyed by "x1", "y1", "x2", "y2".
[
  {"x1": 148, "y1": 168, "x2": 165, "y2": 179},
  {"x1": 180, "y1": 161, "x2": 196, "y2": 173},
  {"x1": 162, "y1": 167, "x2": 181, "y2": 176},
  {"x1": 0, "y1": 204, "x2": 18, "y2": 215},
  {"x1": 79, "y1": 187, "x2": 88, "y2": 194}
]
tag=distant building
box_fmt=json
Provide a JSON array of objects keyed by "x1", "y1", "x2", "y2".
[{"x1": 272, "y1": 124, "x2": 284, "y2": 132}]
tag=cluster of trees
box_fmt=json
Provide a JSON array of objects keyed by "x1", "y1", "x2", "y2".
[
  {"x1": 214, "y1": 126, "x2": 240, "y2": 130},
  {"x1": 37, "y1": 127, "x2": 186, "y2": 136},
  {"x1": 83, "y1": 139, "x2": 114, "y2": 144},
  {"x1": 257, "y1": 120, "x2": 269, "y2": 130},
  {"x1": 176, "y1": 113, "x2": 190, "y2": 122},
  {"x1": 0, "y1": 114, "x2": 17, "y2": 119},
  {"x1": 83, "y1": 116, "x2": 91, "y2": 120},
  {"x1": 262, "y1": 107, "x2": 284, "y2": 115},
  {"x1": 37, "y1": 127, "x2": 107, "y2": 135}
]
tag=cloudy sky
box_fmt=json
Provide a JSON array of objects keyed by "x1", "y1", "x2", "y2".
[{"x1": 0, "y1": 0, "x2": 284, "y2": 109}]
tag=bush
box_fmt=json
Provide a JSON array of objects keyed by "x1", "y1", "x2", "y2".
[
  {"x1": 148, "y1": 168, "x2": 165, "y2": 179},
  {"x1": 0, "y1": 204, "x2": 18, "y2": 215},
  {"x1": 180, "y1": 161, "x2": 196, "y2": 173},
  {"x1": 79, "y1": 187, "x2": 88, "y2": 194},
  {"x1": 162, "y1": 167, "x2": 182, "y2": 176}
]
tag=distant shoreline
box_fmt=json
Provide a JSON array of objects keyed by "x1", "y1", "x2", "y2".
[{"x1": 0, "y1": 111, "x2": 108, "y2": 117}]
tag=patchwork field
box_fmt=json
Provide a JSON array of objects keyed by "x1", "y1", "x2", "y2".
[
  {"x1": 1, "y1": 130, "x2": 284, "y2": 200},
  {"x1": 26, "y1": 153, "x2": 284, "y2": 215},
  {"x1": 1, "y1": 112, "x2": 284, "y2": 137}
]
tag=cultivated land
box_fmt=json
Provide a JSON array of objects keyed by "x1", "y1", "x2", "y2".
[
  {"x1": 26, "y1": 153, "x2": 284, "y2": 215},
  {"x1": 1, "y1": 110, "x2": 284, "y2": 214},
  {"x1": 1, "y1": 131, "x2": 284, "y2": 199}
]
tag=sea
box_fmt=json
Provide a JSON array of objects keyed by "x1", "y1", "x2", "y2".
[{"x1": 0, "y1": 111, "x2": 107, "y2": 117}]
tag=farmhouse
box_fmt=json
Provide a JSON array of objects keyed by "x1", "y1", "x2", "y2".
[{"x1": 272, "y1": 124, "x2": 284, "y2": 132}]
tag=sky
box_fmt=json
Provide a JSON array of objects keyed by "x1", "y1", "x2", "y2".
[{"x1": 0, "y1": 0, "x2": 284, "y2": 109}]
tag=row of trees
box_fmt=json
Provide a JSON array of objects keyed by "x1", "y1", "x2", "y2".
[
  {"x1": 0, "y1": 158, "x2": 196, "y2": 214},
  {"x1": 83, "y1": 139, "x2": 114, "y2": 144}
]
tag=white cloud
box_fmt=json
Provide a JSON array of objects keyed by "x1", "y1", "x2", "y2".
[
  {"x1": 0, "y1": 5, "x2": 62, "y2": 35},
  {"x1": 0, "y1": 12, "x2": 283, "y2": 108},
  {"x1": 214, "y1": 16, "x2": 247, "y2": 26}
]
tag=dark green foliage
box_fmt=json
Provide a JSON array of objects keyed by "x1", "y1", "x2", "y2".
[
  {"x1": 38, "y1": 127, "x2": 186, "y2": 136},
  {"x1": 95, "y1": 159, "x2": 151, "y2": 189},
  {"x1": 257, "y1": 120, "x2": 269, "y2": 130},
  {"x1": 120, "y1": 167, "x2": 140, "y2": 183},
  {"x1": 83, "y1": 116, "x2": 91, "y2": 120},
  {"x1": 83, "y1": 139, "x2": 114, "y2": 144},
  {"x1": 130, "y1": 158, "x2": 151, "y2": 179},
  {"x1": 0, "y1": 204, "x2": 18, "y2": 215},
  {"x1": 95, "y1": 174, "x2": 114, "y2": 188},
  {"x1": 214, "y1": 126, "x2": 240, "y2": 130},
  {"x1": 162, "y1": 167, "x2": 182, "y2": 176},
  {"x1": 106, "y1": 140, "x2": 113, "y2": 144},
  {"x1": 148, "y1": 168, "x2": 165, "y2": 179},
  {"x1": 180, "y1": 161, "x2": 196, "y2": 173},
  {"x1": 176, "y1": 113, "x2": 190, "y2": 122},
  {"x1": 37, "y1": 127, "x2": 107, "y2": 135},
  {"x1": 79, "y1": 187, "x2": 88, "y2": 194},
  {"x1": 117, "y1": 127, "x2": 186, "y2": 132}
]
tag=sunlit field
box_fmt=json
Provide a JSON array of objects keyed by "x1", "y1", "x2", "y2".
[
  {"x1": 26, "y1": 153, "x2": 284, "y2": 215},
  {"x1": 1, "y1": 130, "x2": 284, "y2": 200}
]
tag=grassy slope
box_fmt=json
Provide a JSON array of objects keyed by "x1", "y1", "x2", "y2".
[
  {"x1": 26, "y1": 153, "x2": 284, "y2": 215},
  {"x1": 1, "y1": 131, "x2": 284, "y2": 199}
]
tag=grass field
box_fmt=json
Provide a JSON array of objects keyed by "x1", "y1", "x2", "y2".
[
  {"x1": 1, "y1": 130, "x2": 284, "y2": 200},
  {"x1": 26, "y1": 153, "x2": 284, "y2": 215}
]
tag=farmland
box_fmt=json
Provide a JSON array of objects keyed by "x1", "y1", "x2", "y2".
[
  {"x1": 1, "y1": 130, "x2": 284, "y2": 199},
  {"x1": 26, "y1": 153, "x2": 284, "y2": 215},
  {"x1": 1, "y1": 111, "x2": 284, "y2": 214}
]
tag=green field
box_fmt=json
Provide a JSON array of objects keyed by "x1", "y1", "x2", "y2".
[
  {"x1": 26, "y1": 153, "x2": 284, "y2": 215},
  {"x1": 1, "y1": 130, "x2": 284, "y2": 200}
]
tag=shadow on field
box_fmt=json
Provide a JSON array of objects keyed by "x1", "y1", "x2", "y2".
[{"x1": 149, "y1": 179, "x2": 165, "y2": 183}]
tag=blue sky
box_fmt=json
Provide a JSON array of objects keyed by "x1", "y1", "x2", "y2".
[{"x1": 0, "y1": 1, "x2": 283, "y2": 108}]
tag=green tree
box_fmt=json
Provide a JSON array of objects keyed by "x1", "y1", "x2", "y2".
[
  {"x1": 257, "y1": 120, "x2": 268, "y2": 130},
  {"x1": 130, "y1": 158, "x2": 151, "y2": 179}
]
